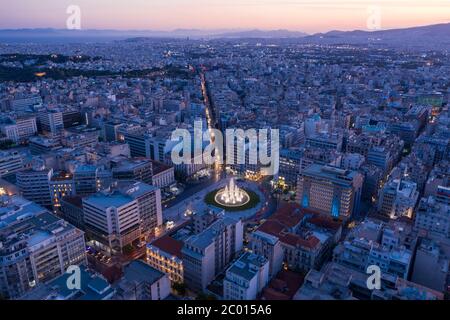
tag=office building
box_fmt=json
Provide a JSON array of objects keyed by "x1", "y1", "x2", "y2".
[
  {"x1": 49, "y1": 172, "x2": 75, "y2": 210},
  {"x1": 115, "y1": 181, "x2": 163, "y2": 238},
  {"x1": 16, "y1": 165, "x2": 53, "y2": 207},
  {"x1": 59, "y1": 196, "x2": 84, "y2": 230},
  {"x1": 296, "y1": 165, "x2": 364, "y2": 220},
  {"x1": 73, "y1": 165, "x2": 112, "y2": 196},
  {"x1": 111, "y1": 158, "x2": 153, "y2": 185},
  {"x1": 82, "y1": 190, "x2": 141, "y2": 255},
  {"x1": 38, "y1": 111, "x2": 64, "y2": 135}
]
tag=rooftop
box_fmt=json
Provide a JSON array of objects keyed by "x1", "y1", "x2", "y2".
[
  {"x1": 20, "y1": 265, "x2": 114, "y2": 300},
  {"x1": 121, "y1": 260, "x2": 165, "y2": 285},
  {"x1": 226, "y1": 252, "x2": 268, "y2": 281},
  {"x1": 148, "y1": 235, "x2": 183, "y2": 259},
  {"x1": 0, "y1": 195, "x2": 48, "y2": 230},
  {"x1": 83, "y1": 191, "x2": 134, "y2": 210}
]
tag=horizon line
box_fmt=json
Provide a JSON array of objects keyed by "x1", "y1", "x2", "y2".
[{"x1": 1, "y1": 21, "x2": 449, "y2": 35}]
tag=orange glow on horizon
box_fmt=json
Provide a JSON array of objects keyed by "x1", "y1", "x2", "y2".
[{"x1": 0, "y1": 1, "x2": 449, "y2": 33}]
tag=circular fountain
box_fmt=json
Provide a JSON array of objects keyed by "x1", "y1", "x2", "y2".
[{"x1": 214, "y1": 178, "x2": 250, "y2": 207}]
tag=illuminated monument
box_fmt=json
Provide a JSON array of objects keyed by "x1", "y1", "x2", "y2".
[{"x1": 214, "y1": 178, "x2": 250, "y2": 207}]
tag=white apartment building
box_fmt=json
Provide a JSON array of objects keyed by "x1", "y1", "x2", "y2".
[
  {"x1": 38, "y1": 111, "x2": 64, "y2": 135},
  {"x1": 116, "y1": 181, "x2": 163, "y2": 237},
  {"x1": 182, "y1": 216, "x2": 244, "y2": 292},
  {"x1": 249, "y1": 230, "x2": 283, "y2": 278},
  {"x1": 378, "y1": 179, "x2": 419, "y2": 219},
  {"x1": 0, "y1": 150, "x2": 24, "y2": 177},
  {"x1": 415, "y1": 196, "x2": 450, "y2": 239},
  {"x1": 0, "y1": 117, "x2": 37, "y2": 143},
  {"x1": 223, "y1": 252, "x2": 269, "y2": 300},
  {"x1": 0, "y1": 197, "x2": 86, "y2": 299}
]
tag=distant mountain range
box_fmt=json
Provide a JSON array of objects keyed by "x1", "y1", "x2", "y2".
[
  {"x1": 212, "y1": 29, "x2": 308, "y2": 38},
  {"x1": 300, "y1": 23, "x2": 450, "y2": 49},
  {"x1": 0, "y1": 23, "x2": 449, "y2": 49},
  {"x1": 0, "y1": 28, "x2": 308, "y2": 43}
]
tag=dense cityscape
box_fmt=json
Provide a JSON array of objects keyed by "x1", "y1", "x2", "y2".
[{"x1": 0, "y1": 5, "x2": 449, "y2": 305}]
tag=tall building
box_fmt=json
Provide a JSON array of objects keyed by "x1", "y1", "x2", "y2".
[
  {"x1": 48, "y1": 172, "x2": 75, "y2": 210},
  {"x1": 111, "y1": 158, "x2": 153, "y2": 185},
  {"x1": 411, "y1": 238, "x2": 448, "y2": 292},
  {"x1": 378, "y1": 179, "x2": 419, "y2": 219},
  {"x1": 223, "y1": 252, "x2": 269, "y2": 300},
  {"x1": 115, "y1": 181, "x2": 163, "y2": 238},
  {"x1": 16, "y1": 165, "x2": 53, "y2": 207},
  {"x1": 249, "y1": 230, "x2": 283, "y2": 278},
  {"x1": 10, "y1": 96, "x2": 42, "y2": 111},
  {"x1": 28, "y1": 136, "x2": 61, "y2": 155},
  {"x1": 305, "y1": 133, "x2": 343, "y2": 152},
  {"x1": 0, "y1": 195, "x2": 86, "y2": 299},
  {"x1": 296, "y1": 165, "x2": 364, "y2": 220},
  {"x1": 62, "y1": 110, "x2": 82, "y2": 129},
  {"x1": 367, "y1": 146, "x2": 394, "y2": 173},
  {"x1": 82, "y1": 190, "x2": 141, "y2": 255},
  {"x1": 182, "y1": 216, "x2": 243, "y2": 292},
  {"x1": 103, "y1": 121, "x2": 123, "y2": 142},
  {"x1": 118, "y1": 126, "x2": 152, "y2": 158},
  {"x1": 38, "y1": 111, "x2": 64, "y2": 135},
  {"x1": 73, "y1": 165, "x2": 112, "y2": 196},
  {"x1": 59, "y1": 196, "x2": 84, "y2": 230},
  {"x1": 277, "y1": 149, "x2": 302, "y2": 190}
]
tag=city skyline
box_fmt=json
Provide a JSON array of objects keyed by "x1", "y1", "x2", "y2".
[
  {"x1": 1, "y1": 0, "x2": 450, "y2": 33},
  {"x1": 0, "y1": 0, "x2": 449, "y2": 305}
]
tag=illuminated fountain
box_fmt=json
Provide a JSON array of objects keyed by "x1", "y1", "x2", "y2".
[{"x1": 214, "y1": 178, "x2": 250, "y2": 207}]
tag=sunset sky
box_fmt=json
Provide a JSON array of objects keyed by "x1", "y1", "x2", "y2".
[{"x1": 1, "y1": 0, "x2": 449, "y2": 33}]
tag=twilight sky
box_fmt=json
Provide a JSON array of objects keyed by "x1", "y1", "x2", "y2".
[{"x1": 1, "y1": 0, "x2": 449, "y2": 33}]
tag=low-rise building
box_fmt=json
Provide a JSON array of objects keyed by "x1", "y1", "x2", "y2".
[
  {"x1": 114, "y1": 260, "x2": 170, "y2": 300},
  {"x1": 223, "y1": 252, "x2": 269, "y2": 300},
  {"x1": 146, "y1": 235, "x2": 184, "y2": 284},
  {"x1": 20, "y1": 266, "x2": 115, "y2": 300}
]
